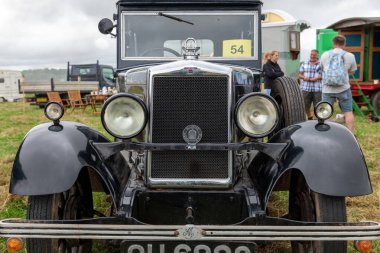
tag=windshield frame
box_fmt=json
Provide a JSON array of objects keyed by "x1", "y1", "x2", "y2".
[{"x1": 120, "y1": 11, "x2": 259, "y2": 61}]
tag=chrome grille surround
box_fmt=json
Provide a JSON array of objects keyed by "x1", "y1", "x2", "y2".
[{"x1": 146, "y1": 61, "x2": 233, "y2": 188}]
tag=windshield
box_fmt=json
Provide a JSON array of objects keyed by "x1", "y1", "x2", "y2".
[
  {"x1": 122, "y1": 11, "x2": 258, "y2": 60},
  {"x1": 72, "y1": 66, "x2": 97, "y2": 76},
  {"x1": 102, "y1": 68, "x2": 114, "y2": 81},
  {"x1": 102, "y1": 68, "x2": 115, "y2": 86}
]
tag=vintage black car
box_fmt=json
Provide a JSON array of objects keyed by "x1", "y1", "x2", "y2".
[{"x1": 1, "y1": 0, "x2": 379, "y2": 253}]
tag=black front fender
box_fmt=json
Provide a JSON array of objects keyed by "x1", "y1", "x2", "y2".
[
  {"x1": 249, "y1": 121, "x2": 372, "y2": 206},
  {"x1": 10, "y1": 122, "x2": 118, "y2": 197}
]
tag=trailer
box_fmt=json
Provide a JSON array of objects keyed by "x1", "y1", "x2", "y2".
[
  {"x1": 262, "y1": 9, "x2": 310, "y2": 79},
  {"x1": 0, "y1": 70, "x2": 23, "y2": 102},
  {"x1": 20, "y1": 79, "x2": 100, "y2": 107},
  {"x1": 21, "y1": 61, "x2": 115, "y2": 107},
  {"x1": 318, "y1": 17, "x2": 380, "y2": 116}
]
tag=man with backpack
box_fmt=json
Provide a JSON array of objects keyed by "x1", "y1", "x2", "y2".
[{"x1": 320, "y1": 35, "x2": 357, "y2": 133}]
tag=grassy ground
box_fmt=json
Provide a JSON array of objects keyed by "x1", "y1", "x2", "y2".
[{"x1": 0, "y1": 101, "x2": 379, "y2": 252}]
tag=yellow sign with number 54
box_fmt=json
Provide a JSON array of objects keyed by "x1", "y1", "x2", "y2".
[{"x1": 223, "y1": 39, "x2": 252, "y2": 57}]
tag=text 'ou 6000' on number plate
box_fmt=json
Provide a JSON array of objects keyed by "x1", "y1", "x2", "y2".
[{"x1": 121, "y1": 241, "x2": 257, "y2": 253}]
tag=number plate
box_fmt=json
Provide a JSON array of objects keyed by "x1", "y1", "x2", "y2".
[
  {"x1": 121, "y1": 241, "x2": 256, "y2": 253},
  {"x1": 36, "y1": 97, "x2": 48, "y2": 102}
]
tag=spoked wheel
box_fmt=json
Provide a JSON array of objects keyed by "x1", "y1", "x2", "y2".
[
  {"x1": 371, "y1": 90, "x2": 380, "y2": 116},
  {"x1": 289, "y1": 175, "x2": 347, "y2": 253},
  {"x1": 271, "y1": 76, "x2": 305, "y2": 131},
  {"x1": 26, "y1": 174, "x2": 93, "y2": 253}
]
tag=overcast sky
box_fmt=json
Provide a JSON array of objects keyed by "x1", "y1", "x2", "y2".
[{"x1": 1, "y1": 0, "x2": 380, "y2": 70}]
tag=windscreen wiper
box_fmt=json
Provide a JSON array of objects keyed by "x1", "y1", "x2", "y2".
[{"x1": 158, "y1": 12, "x2": 194, "y2": 25}]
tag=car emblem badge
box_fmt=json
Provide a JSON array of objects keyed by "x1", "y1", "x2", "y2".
[{"x1": 183, "y1": 125, "x2": 202, "y2": 149}]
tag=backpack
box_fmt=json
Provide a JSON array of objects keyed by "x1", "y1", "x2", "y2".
[{"x1": 323, "y1": 50, "x2": 347, "y2": 86}]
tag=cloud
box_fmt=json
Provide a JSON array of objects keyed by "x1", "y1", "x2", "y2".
[
  {"x1": 300, "y1": 29, "x2": 316, "y2": 61},
  {"x1": 1, "y1": 1, "x2": 380, "y2": 70},
  {"x1": 0, "y1": 0, "x2": 115, "y2": 70},
  {"x1": 95, "y1": 37, "x2": 112, "y2": 50}
]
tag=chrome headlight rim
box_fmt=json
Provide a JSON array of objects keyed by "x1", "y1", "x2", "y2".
[
  {"x1": 101, "y1": 93, "x2": 148, "y2": 139},
  {"x1": 44, "y1": 102, "x2": 64, "y2": 122},
  {"x1": 314, "y1": 101, "x2": 334, "y2": 121},
  {"x1": 235, "y1": 93, "x2": 279, "y2": 138}
]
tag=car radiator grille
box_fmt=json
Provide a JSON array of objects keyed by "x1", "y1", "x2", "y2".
[{"x1": 150, "y1": 75, "x2": 229, "y2": 180}]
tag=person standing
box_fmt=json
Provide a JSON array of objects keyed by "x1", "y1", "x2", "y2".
[
  {"x1": 299, "y1": 50, "x2": 322, "y2": 120},
  {"x1": 261, "y1": 51, "x2": 271, "y2": 92},
  {"x1": 263, "y1": 50, "x2": 284, "y2": 96},
  {"x1": 320, "y1": 35, "x2": 357, "y2": 133},
  {"x1": 262, "y1": 51, "x2": 271, "y2": 65}
]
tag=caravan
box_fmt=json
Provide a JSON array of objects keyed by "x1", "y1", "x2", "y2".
[
  {"x1": 262, "y1": 9, "x2": 310, "y2": 78},
  {"x1": 0, "y1": 70, "x2": 23, "y2": 102}
]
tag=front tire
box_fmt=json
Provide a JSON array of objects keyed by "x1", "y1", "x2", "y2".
[
  {"x1": 290, "y1": 175, "x2": 347, "y2": 253},
  {"x1": 26, "y1": 194, "x2": 61, "y2": 253},
  {"x1": 26, "y1": 174, "x2": 93, "y2": 253}
]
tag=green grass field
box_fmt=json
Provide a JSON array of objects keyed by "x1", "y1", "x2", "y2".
[{"x1": 0, "y1": 101, "x2": 379, "y2": 252}]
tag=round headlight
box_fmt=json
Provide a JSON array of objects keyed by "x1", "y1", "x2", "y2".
[
  {"x1": 44, "y1": 102, "x2": 64, "y2": 122},
  {"x1": 235, "y1": 93, "x2": 279, "y2": 138},
  {"x1": 101, "y1": 93, "x2": 147, "y2": 139},
  {"x1": 314, "y1": 101, "x2": 333, "y2": 120}
]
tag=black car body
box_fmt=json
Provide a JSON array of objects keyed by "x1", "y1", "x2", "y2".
[{"x1": 1, "y1": 1, "x2": 379, "y2": 253}]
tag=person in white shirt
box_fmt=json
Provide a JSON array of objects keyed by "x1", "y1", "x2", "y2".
[{"x1": 299, "y1": 50, "x2": 322, "y2": 120}]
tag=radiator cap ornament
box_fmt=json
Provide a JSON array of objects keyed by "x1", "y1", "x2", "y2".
[{"x1": 183, "y1": 125, "x2": 202, "y2": 149}]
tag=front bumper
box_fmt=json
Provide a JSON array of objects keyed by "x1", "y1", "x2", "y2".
[
  {"x1": 1, "y1": 217, "x2": 380, "y2": 241},
  {"x1": 91, "y1": 141, "x2": 288, "y2": 161}
]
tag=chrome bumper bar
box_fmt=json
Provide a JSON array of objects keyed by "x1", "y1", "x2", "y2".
[
  {"x1": 1, "y1": 219, "x2": 380, "y2": 241},
  {"x1": 90, "y1": 141, "x2": 288, "y2": 160}
]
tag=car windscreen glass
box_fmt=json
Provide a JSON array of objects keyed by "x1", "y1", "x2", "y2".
[
  {"x1": 102, "y1": 68, "x2": 115, "y2": 86},
  {"x1": 72, "y1": 67, "x2": 97, "y2": 76},
  {"x1": 122, "y1": 12, "x2": 258, "y2": 59},
  {"x1": 102, "y1": 68, "x2": 114, "y2": 80}
]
